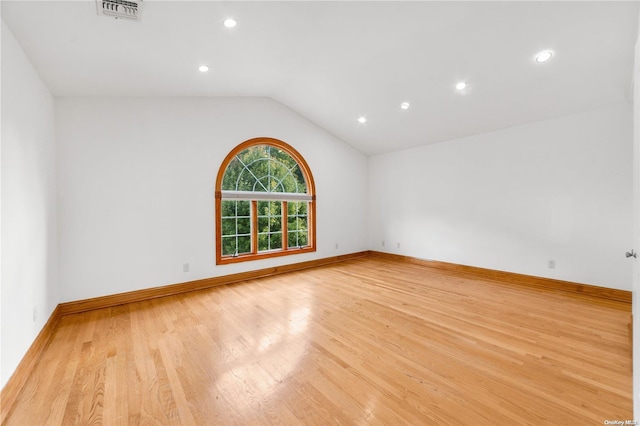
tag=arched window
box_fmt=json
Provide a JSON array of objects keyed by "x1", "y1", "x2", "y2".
[{"x1": 215, "y1": 137, "x2": 316, "y2": 264}]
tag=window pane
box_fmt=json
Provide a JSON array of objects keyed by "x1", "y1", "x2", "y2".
[
  {"x1": 270, "y1": 232, "x2": 282, "y2": 250},
  {"x1": 271, "y1": 201, "x2": 282, "y2": 215},
  {"x1": 244, "y1": 154, "x2": 270, "y2": 191},
  {"x1": 237, "y1": 171, "x2": 258, "y2": 192},
  {"x1": 222, "y1": 158, "x2": 241, "y2": 191},
  {"x1": 258, "y1": 232, "x2": 284, "y2": 252},
  {"x1": 222, "y1": 236, "x2": 236, "y2": 256},
  {"x1": 298, "y1": 216, "x2": 308, "y2": 230},
  {"x1": 288, "y1": 201, "x2": 307, "y2": 215},
  {"x1": 237, "y1": 218, "x2": 250, "y2": 235},
  {"x1": 237, "y1": 236, "x2": 251, "y2": 254},
  {"x1": 253, "y1": 175, "x2": 269, "y2": 192},
  {"x1": 288, "y1": 231, "x2": 299, "y2": 248},
  {"x1": 223, "y1": 146, "x2": 307, "y2": 196},
  {"x1": 281, "y1": 174, "x2": 297, "y2": 194},
  {"x1": 292, "y1": 166, "x2": 307, "y2": 193},
  {"x1": 269, "y1": 160, "x2": 286, "y2": 192},
  {"x1": 258, "y1": 202, "x2": 281, "y2": 234},
  {"x1": 297, "y1": 202, "x2": 307, "y2": 215},
  {"x1": 298, "y1": 230, "x2": 308, "y2": 247},
  {"x1": 237, "y1": 200, "x2": 250, "y2": 217},
  {"x1": 289, "y1": 231, "x2": 308, "y2": 248},
  {"x1": 222, "y1": 200, "x2": 251, "y2": 217},
  {"x1": 221, "y1": 218, "x2": 236, "y2": 236},
  {"x1": 258, "y1": 233, "x2": 268, "y2": 251},
  {"x1": 288, "y1": 217, "x2": 307, "y2": 232},
  {"x1": 221, "y1": 199, "x2": 252, "y2": 257},
  {"x1": 270, "y1": 217, "x2": 281, "y2": 233},
  {"x1": 221, "y1": 200, "x2": 236, "y2": 217},
  {"x1": 287, "y1": 201, "x2": 296, "y2": 216}
]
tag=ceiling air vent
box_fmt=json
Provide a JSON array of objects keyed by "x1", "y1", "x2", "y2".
[{"x1": 97, "y1": 0, "x2": 143, "y2": 21}]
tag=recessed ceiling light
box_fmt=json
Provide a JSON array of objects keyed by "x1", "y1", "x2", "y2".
[
  {"x1": 357, "y1": 116, "x2": 367, "y2": 124},
  {"x1": 535, "y1": 50, "x2": 553, "y2": 63},
  {"x1": 224, "y1": 18, "x2": 237, "y2": 28},
  {"x1": 455, "y1": 81, "x2": 467, "y2": 91},
  {"x1": 400, "y1": 102, "x2": 410, "y2": 110},
  {"x1": 198, "y1": 65, "x2": 209, "y2": 73}
]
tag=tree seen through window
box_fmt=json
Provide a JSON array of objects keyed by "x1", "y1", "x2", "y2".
[{"x1": 216, "y1": 139, "x2": 315, "y2": 264}]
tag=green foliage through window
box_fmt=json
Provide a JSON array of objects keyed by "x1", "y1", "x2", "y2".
[
  {"x1": 287, "y1": 201, "x2": 308, "y2": 248},
  {"x1": 222, "y1": 145, "x2": 307, "y2": 194},
  {"x1": 217, "y1": 140, "x2": 314, "y2": 262},
  {"x1": 258, "y1": 201, "x2": 283, "y2": 251},
  {"x1": 221, "y1": 200, "x2": 251, "y2": 256}
]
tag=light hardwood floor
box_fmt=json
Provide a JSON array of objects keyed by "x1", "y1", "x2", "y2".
[{"x1": 4, "y1": 257, "x2": 632, "y2": 425}]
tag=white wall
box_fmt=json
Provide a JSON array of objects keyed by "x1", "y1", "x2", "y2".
[
  {"x1": 1, "y1": 21, "x2": 58, "y2": 388},
  {"x1": 369, "y1": 103, "x2": 633, "y2": 290},
  {"x1": 631, "y1": 6, "x2": 640, "y2": 419},
  {"x1": 55, "y1": 97, "x2": 368, "y2": 302}
]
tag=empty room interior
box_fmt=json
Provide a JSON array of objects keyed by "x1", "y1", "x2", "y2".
[{"x1": 2, "y1": 1, "x2": 640, "y2": 424}]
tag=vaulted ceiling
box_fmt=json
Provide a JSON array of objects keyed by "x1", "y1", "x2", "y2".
[{"x1": 2, "y1": 1, "x2": 638, "y2": 155}]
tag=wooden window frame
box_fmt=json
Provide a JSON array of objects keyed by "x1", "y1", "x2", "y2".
[{"x1": 215, "y1": 137, "x2": 316, "y2": 265}]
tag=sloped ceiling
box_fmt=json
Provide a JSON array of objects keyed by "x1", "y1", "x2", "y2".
[{"x1": 2, "y1": 1, "x2": 638, "y2": 155}]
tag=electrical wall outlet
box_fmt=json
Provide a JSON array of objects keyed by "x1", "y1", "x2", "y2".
[
  {"x1": 183, "y1": 263, "x2": 190, "y2": 272},
  {"x1": 548, "y1": 260, "x2": 556, "y2": 269}
]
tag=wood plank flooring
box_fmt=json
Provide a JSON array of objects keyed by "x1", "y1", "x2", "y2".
[{"x1": 3, "y1": 257, "x2": 632, "y2": 425}]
